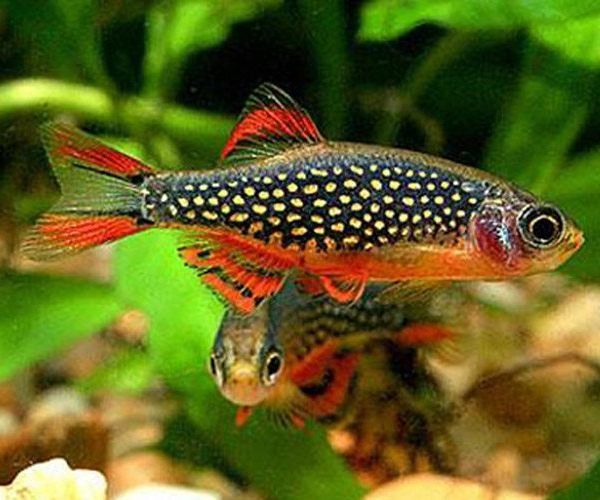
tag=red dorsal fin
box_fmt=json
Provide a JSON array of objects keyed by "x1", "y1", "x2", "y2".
[{"x1": 220, "y1": 83, "x2": 324, "y2": 166}]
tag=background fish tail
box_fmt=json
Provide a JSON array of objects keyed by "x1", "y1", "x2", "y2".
[{"x1": 21, "y1": 123, "x2": 155, "y2": 260}]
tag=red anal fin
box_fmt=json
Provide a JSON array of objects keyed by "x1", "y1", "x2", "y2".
[
  {"x1": 201, "y1": 229, "x2": 299, "y2": 271},
  {"x1": 396, "y1": 323, "x2": 454, "y2": 346},
  {"x1": 202, "y1": 273, "x2": 256, "y2": 315},
  {"x1": 179, "y1": 242, "x2": 286, "y2": 314},
  {"x1": 294, "y1": 275, "x2": 325, "y2": 296},
  {"x1": 235, "y1": 406, "x2": 254, "y2": 427},
  {"x1": 43, "y1": 122, "x2": 154, "y2": 177},
  {"x1": 221, "y1": 83, "x2": 324, "y2": 166},
  {"x1": 295, "y1": 274, "x2": 367, "y2": 303},
  {"x1": 21, "y1": 214, "x2": 141, "y2": 260}
]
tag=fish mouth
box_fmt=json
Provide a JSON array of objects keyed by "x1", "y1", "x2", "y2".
[
  {"x1": 223, "y1": 369, "x2": 268, "y2": 407},
  {"x1": 550, "y1": 227, "x2": 584, "y2": 270},
  {"x1": 562, "y1": 227, "x2": 585, "y2": 256},
  {"x1": 572, "y1": 229, "x2": 585, "y2": 251}
]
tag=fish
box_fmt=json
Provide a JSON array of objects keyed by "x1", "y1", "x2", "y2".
[
  {"x1": 330, "y1": 337, "x2": 457, "y2": 482},
  {"x1": 209, "y1": 284, "x2": 454, "y2": 427},
  {"x1": 22, "y1": 83, "x2": 584, "y2": 313}
]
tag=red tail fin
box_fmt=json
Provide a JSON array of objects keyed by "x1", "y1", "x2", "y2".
[
  {"x1": 21, "y1": 123, "x2": 155, "y2": 260},
  {"x1": 43, "y1": 122, "x2": 154, "y2": 177},
  {"x1": 22, "y1": 214, "x2": 144, "y2": 260}
]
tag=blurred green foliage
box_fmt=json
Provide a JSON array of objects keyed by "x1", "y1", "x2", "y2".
[
  {"x1": 0, "y1": 0, "x2": 599, "y2": 498},
  {"x1": 0, "y1": 273, "x2": 123, "y2": 380}
]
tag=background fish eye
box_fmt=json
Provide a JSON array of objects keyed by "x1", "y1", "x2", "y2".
[
  {"x1": 518, "y1": 205, "x2": 565, "y2": 248},
  {"x1": 262, "y1": 350, "x2": 284, "y2": 386},
  {"x1": 208, "y1": 353, "x2": 222, "y2": 384}
]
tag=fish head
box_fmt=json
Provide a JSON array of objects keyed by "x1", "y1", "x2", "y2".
[
  {"x1": 469, "y1": 185, "x2": 583, "y2": 277},
  {"x1": 208, "y1": 309, "x2": 285, "y2": 407}
]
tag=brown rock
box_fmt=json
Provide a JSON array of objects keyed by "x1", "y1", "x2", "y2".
[
  {"x1": 106, "y1": 451, "x2": 190, "y2": 497},
  {"x1": 366, "y1": 473, "x2": 543, "y2": 500},
  {"x1": 0, "y1": 409, "x2": 108, "y2": 484},
  {"x1": 110, "y1": 310, "x2": 149, "y2": 345}
]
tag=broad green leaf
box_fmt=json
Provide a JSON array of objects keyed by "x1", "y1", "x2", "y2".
[
  {"x1": 532, "y1": 14, "x2": 600, "y2": 67},
  {"x1": 143, "y1": 0, "x2": 281, "y2": 98},
  {"x1": 358, "y1": 0, "x2": 600, "y2": 41},
  {"x1": 551, "y1": 456, "x2": 600, "y2": 499},
  {"x1": 185, "y1": 388, "x2": 365, "y2": 500},
  {"x1": 297, "y1": 0, "x2": 350, "y2": 138},
  {"x1": 484, "y1": 42, "x2": 593, "y2": 189},
  {"x1": 114, "y1": 231, "x2": 363, "y2": 499},
  {"x1": 76, "y1": 349, "x2": 154, "y2": 395},
  {"x1": 547, "y1": 149, "x2": 600, "y2": 199},
  {"x1": 0, "y1": 272, "x2": 123, "y2": 381},
  {"x1": 6, "y1": 0, "x2": 111, "y2": 87},
  {"x1": 546, "y1": 150, "x2": 600, "y2": 279},
  {"x1": 114, "y1": 230, "x2": 223, "y2": 394}
]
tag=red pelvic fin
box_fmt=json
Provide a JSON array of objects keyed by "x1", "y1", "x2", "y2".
[
  {"x1": 220, "y1": 83, "x2": 324, "y2": 166},
  {"x1": 179, "y1": 239, "x2": 288, "y2": 314},
  {"x1": 235, "y1": 406, "x2": 254, "y2": 427},
  {"x1": 42, "y1": 122, "x2": 154, "y2": 177},
  {"x1": 289, "y1": 341, "x2": 340, "y2": 387},
  {"x1": 308, "y1": 352, "x2": 359, "y2": 418},
  {"x1": 21, "y1": 214, "x2": 142, "y2": 260},
  {"x1": 289, "y1": 414, "x2": 306, "y2": 430},
  {"x1": 291, "y1": 344, "x2": 360, "y2": 419},
  {"x1": 396, "y1": 323, "x2": 454, "y2": 346}
]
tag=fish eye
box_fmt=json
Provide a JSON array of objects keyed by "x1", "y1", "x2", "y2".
[
  {"x1": 208, "y1": 353, "x2": 223, "y2": 386},
  {"x1": 261, "y1": 350, "x2": 284, "y2": 386},
  {"x1": 519, "y1": 205, "x2": 564, "y2": 248},
  {"x1": 209, "y1": 354, "x2": 218, "y2": 376}
]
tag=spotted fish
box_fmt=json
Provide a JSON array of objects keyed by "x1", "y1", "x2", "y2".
[
  {"x1": 22, "y1": 83, "x2": 583, "y2": 313},
  {"x1": 210, "y1": 284, "x2": 453, "y2": 427}
]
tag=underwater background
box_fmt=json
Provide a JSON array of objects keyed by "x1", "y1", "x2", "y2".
[{"x1": 0, "y1": 1, "x2": 599, "y2": 498}]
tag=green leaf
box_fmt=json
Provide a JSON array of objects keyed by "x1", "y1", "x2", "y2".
[
  {"x1": 546, "y1": 149, "x2": 600, "y2": 279},
  {"x1": 6, "y1": 0, "x2": 111, "y2": 87},
  {"x1": 76, "y1": 349, "x2": 154, "y2": 395},
  {"x1": 0, "y1": 272, "x2": 123, "y2": 381},
  {"x1": 358, "y1": 0, "x2": 600, "y2": 41},
  {"x1": 532, "y1": 14, "x2": 600, "y2": 67},
  {"x1": 547, "y1": 149, "x2": 600, "y2": 200},
  {"x1": 551, "y1": 456, "x2": 600, "y2": 499},
  {"x1": 297, "y1": 0, "x2": 350, "y2": 138},
  {"x1": 483, "y1": 42, "x2": 594, "y2": 190},
  {"x1": 114, "y1": 231, "x2": 363, "y2": 499},
  {"x1": 185, "y1": 389, "x2": 365, "y2": 500},
  {"x1": 143, "y1": 0, "x2": 281, "y2": 98},
  {"x1": 114, "y1": 230, "x2": 224, "y2": 394}
]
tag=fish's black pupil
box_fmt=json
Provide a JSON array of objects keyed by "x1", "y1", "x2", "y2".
[
  {"x1": 531, "y1": 216, "x2": 558, "y2": 242},
  {"x1": 267, "y1": 355, "x2": 282, "y2": 377},
  {"x1": 520, "y1": 205, "x2": 564, "y2": 248}
]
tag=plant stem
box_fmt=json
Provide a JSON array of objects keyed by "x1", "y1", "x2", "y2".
[
  {"x1": 298, "y1": 0, "x2": 350, "y2": 138},
  {"x1": 0, "y1": 78, "x2": 234, "y2": 151}
]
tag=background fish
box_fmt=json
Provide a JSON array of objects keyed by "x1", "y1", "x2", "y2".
[
  {"x1": 22, "y1": 84, "x2": 583, "y2": 313},
  {"x1": 210, "y1": 284, "x2": 457, "y2": 480},
  {"x1": 209, "y1": 284, "x2": 453, "y2": 427}
]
